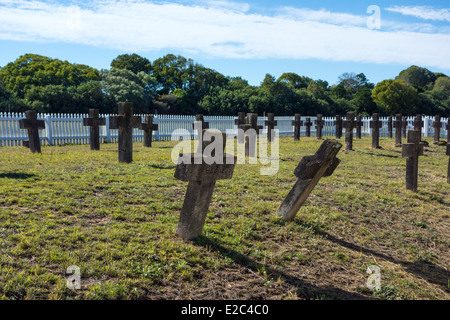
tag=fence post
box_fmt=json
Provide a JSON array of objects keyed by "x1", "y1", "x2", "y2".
[
  {"x1": 45, "y1": 114, "x2": 53, "y2": 146},
  {"x1": 154, "y1": 114, "x2": 160, "y2": 141}
]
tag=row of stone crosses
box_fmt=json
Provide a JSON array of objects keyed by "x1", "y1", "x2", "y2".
[{"x1": 17, "y1": 103, "x2": 449, "y2": 241}]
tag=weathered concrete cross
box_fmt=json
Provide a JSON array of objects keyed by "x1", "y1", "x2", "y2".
[
  {"x1": 174, "y1": 129, "x2": 236, "y2": 240},
  {"x1": 291, "y1": 114, "x2": 303, "y2": 141},
  {"x1": 276, "y1": 139, "x2": 342, "y2": 221},
  {"x1": 342, "y1": 112, "x2": 355, "y2": 151},
  {"x1": 402, "y1": 116, "x2": 408, "y2": 138},
  {"x1": 314, "y1": 114, "x2": 324, "y2": 139},
  {"x1": 334, "y1": 115, "x2": 343, "y2": 139},
  {"x1": 83, "y1": 108, "x2": 106, "y2": 150},
  {"x1": 393, "y1": 114, "x2": 403, "y2": 147},
  {"x1": 239, "y1": 113, "x2": 263, "y2": 157},
  {"x1": 235, "y1": 112, "x2": 247, "y2": 144},
  {"x1": 109, "y1": 102, "x2": 141, "y2": 163},
  {"x1": 355, "y1": 116, "x2": 363, "y2": 139},
  {"x1": 387, "y1": 116, "x2": 393, "y2": 139},
  {"x1": 402, "y1": 130, "x2": 425, "y2": 192},
  {"x1": 304, "y1": 117, "x2": 312, "y2": 137},
  {"x1": 140, "y1": 115, "x2": 158, "y2": 147},
  {"x1": 265, "y1": 113, "x2": 278, "y2": 142},
  {"x1": 412, "y1": 114, "x2": 424, "y2": 133},
  {"x1": 369, "y1": 113, "x2": 382, "y2": 149},
  {"x1": 432, "y1": 115, "x2": 442, "y2": 145},
  {"x1": 19, "y1": 110, "x2": 45, "y2": 153}
]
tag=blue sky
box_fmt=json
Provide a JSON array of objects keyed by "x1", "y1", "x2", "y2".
[{"x1": 0, "y1": 0, "x2": 449, "y2": 86}]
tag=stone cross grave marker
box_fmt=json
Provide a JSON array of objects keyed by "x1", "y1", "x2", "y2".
[
  {"x1": 334, "y1": 115, "x2": 343, "y2": 139},
  {"x1": 83, "y1": 108, "x2": 106, "y2": 150},
  {"x1": 369, "y1": 113, "x2": 382, "y2": 149},
  {"x1": 314, "y1": 114, "x2": 324, "y2": 139},
  {"x1": 174, "y1": 129, "x2": 236, "y2": 240},
  {"x1": 19, "y1": 110, "x2": 45, "y2": 153},
  {"x1": 140, "y1": 115, "x2": 158, "y2": 147},
  {"x1": 412, "y1": 114, "x2": 424, "y2": 133},
  {"x1": 265, "y1": 113, "x2": 277, "y2": 142},
  {"x1": 235, "y1": 112, "x2": 246, "y2": 144},
  {"x1": 292, "y1": 114, "x2": 303, "y2": 141},
  {"x1": 238, "y1": 113, "x2": 263, "y2": 157},
  {"x1": 402, "y1": 130, "x2": 425, "y2": 192},
  {"x1": 432, "y1": 115, "x2": 442, "y2": 145},
  {"x1": 193, "y1": 114, "x2": 209, "y2": 137},
  {"x1": 355, "y1": 116, "x2": 363, "y2": 139},
  {"x1": 393, "y1": 114, "x2": 403, "y2": 147},
  {"x1": 304, "y1": 117, "x2": 312, "y2": 137},
  {"x1": 109, "y1": 102, "x2": 141, "y2": 163},
  {"x1": 447, "y1": 143, "x2": 450, "y2": 184},
  {"x1": 276, "y1": 139, "x2": 342, "y2": 221},
  {"x1": 342, "y1": 112, "x2": 355, "y2": 151},
  {"x1": 387, "y1": 116, "x2": 393, "y2": 139}
]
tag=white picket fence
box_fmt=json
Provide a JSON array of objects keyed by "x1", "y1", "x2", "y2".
[{"x1": 0, "y1": 112, "x2": 448, "y2": 147}]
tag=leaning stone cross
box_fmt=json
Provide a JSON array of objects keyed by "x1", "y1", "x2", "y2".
[
  {"x1": 83, "y1": 108, "x2": 106, "y2": 150},
  {"x1": 342, "y1": 112, "x2": 355, "y2": 151},
  {"x1": 265, "y1": 113, "x2": 278, "y2": 142},
  {"x1": 402, "y1": 130, "x2": 424, "y2": 192},
  {"x1": 140, "y1": 115, "x2": 158, "y2": 147},
  {"x1": 109, "y1": 102, "x2": 141, "y2": 163},
  {"x1": 276, "y1": 139, "x2": 342, "y2": 221},
  {"x1": 432, "y1": 115, "x2": 442, "y2": 145},
  {"x1": 304, "y1": 117, "x2": 312, "y2": 137},
  {"x1": 174, "y1": 129, "x2": 236, "y2": 240},
  {"x1": 19, "y1": 110, "x2": 45, "y2": 153},
  {"x1": 292, "y1": 114, "x2": 303, "y2": 141},
  {"x1": 393, "y1": 114, "x2": 403, "y2": 147},
  {"x1": 369, "y1": 113, "x2": 382, "y2": 149},
  {"x1": 314, "y1": 114, "x2": 324, "y2": 139},
  {"x1": 334, "y1": 115, "x2": 342, "y2": 139}
]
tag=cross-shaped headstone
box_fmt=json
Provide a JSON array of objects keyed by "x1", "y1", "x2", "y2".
[
  {"x1": 334, "y1": 115, "x2": 343, "y2": 139},
  {"x1": 342, "y1": 112, "x2": 355, "y2": 151},
  {"x1": 265, "y1": 113, "x2": 278, "y2": 142},
  {"x1": 140, "y1": 115, "x2": 158, "y2": 147},
  {"x1": 109, "y1": 102, "x2": 141, "y2": 163},
  {"x1": 83, "y1": 108, "x2": 106, "y2": 150},
  {"x1": 412, "y1": 114, "x2": 424, "y2": 133},
  {"x1": 19, "y1": 110, "x2": 45, "y2": 153},
  {"x1": 387, "y1": 116, "x2": 393, "y2": 139},
  {"x1": 355, "y1": 116, "x2": 363, "y2": 139},
  {"x1": 314, "y1": 114, "x2": 324, "y2": 139},
  {"x1": 402, "y1": 116, "x2": 408, "y2": 138},
  {"x1": 393, "y1": 114, "x2": 403, "y2": 147},
  {"x1": 291, "y1": 114, "x2": 303, "y2": 141},
  {"x1": 174, "y1": 129, "x2": 236, "y2": 240},
  {"x1": 238, "y1": 113, "x2": 263, "y2": 157},
  {"x1": 304, "y1": 117, "x2": 312, "y2": 137},
  {"x1": 432, "y1": 115, "x2": 442, "y2": 145},
  {"x1": 369, "y1": 113, "x2": 382, "y2": 149},
  {"x1": 446, "y1": 119, "x2": 450, "y2": 143},
  {"x1": 276, "y1": 139, "x2": 342, "y2": 221},
  {"x1": 235, "y1": 112, "x2": 247, "y2": 144},
  {"x1": 402, "y1": 130, "x2": 425, "y2": 192}
]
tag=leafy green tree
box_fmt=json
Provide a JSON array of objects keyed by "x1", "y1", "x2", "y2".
[
  {"x1": 277, "y1": 73, "x2": 312, "y2": 89},
  {"x1": 396, "y1": 65, "x2": 436, "y2": 90},
  {"x1": 110, "y1": 53, "x2": 152, "y2": 74},
  {"x1": 371, "y1": 79, "x2": 419, "y2": 115}
]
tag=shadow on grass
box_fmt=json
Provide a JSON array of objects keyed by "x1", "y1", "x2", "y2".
[
  {"x1": 357, "y1": 151, "x2": 399, "y2": 158},
  {"x1": 321, "y1": 232, "x2": 450, "y2": 293},
  {"x1": 0, "y1": 172, "x2": 36, "y2": 179},
  {"x1": 193, "y1": 235, "x2": 371, "y2": 300},
  {"x1": 149, "y1": 164, "x2": 177, "y2": 170}
]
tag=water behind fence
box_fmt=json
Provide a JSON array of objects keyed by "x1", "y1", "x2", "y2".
[{"x1": 0, "y1": 113, "x2": 448, "y2": 147}]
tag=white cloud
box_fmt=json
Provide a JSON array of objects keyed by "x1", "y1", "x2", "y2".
[
  {"x1": 386, "y1": 5, "x2": 450, "y2": 22},
  {"x1": 0, "y1": 0, "x2": 449, "y2": 70}
]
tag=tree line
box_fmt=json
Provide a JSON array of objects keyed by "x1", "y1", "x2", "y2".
[{"x1": 0, "y1": 53, "x2": 449, "y2": 116}]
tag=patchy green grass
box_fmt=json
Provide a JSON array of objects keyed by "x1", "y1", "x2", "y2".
[{"x1": 0, "y1": 135, "x2": 449, "y2": 300}]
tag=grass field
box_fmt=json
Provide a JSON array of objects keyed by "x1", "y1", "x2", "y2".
[{"x1": 0, "y1": 135, "x2": 449, "y2": 300}]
